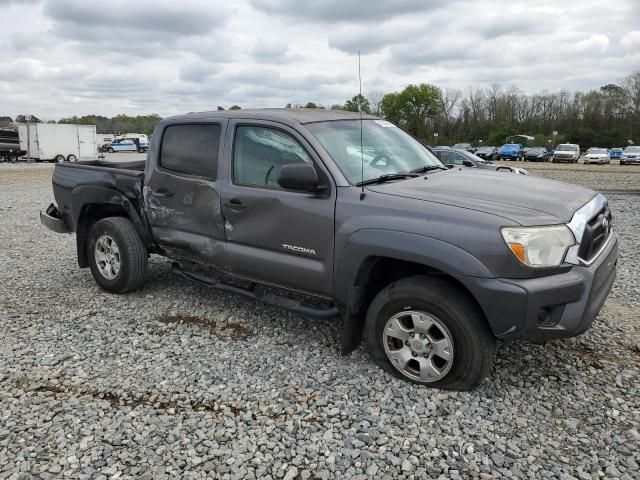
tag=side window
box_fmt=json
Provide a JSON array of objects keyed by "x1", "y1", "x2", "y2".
[
  {"x1": 233, "y1": 126, "x2": 313, "y2": 188},
  {"x1": 439, "y1": 151, "x2": 453, "y2": 164},
  {"x1": 160, "y1": 124, "x2": 221, "y2": 178},
  {"x1": 451, "y1": 152, "x2": 465, "y2": 165}
]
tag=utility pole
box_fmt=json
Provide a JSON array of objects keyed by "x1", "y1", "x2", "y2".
[{"x1": 26, "y1": 114, "x2": 32, "y2": 163}]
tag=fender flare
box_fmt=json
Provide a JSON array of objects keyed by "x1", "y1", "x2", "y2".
[
  {"x1": 334, "y1": 228, "x2": 494, "y2": 306},
  {"x1": 335, "y1": 229, "x2": 496, "y2": 355},
  {"x1": 71, "y1": 186, "x2": 152, "y2": 267}
]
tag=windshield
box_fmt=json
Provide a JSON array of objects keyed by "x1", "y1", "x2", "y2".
[
  {"x1": 453, "y1": 143, "x2": 471, "y2": 149},
  {"x1": 625, "y1": 146, "x2": 640, "y2": 153},
  {"x1": 528, "y1": 148, "x2": 544, "y2": 153},
  {"x1": 501, "y1": 144, "x2": 519, "y2": 149},
  {"x1": 307, "y1": 120, "x2": 443, "y2": 184},
  {"x1": 477, "y1": 146, "x2": 493, "y2": 152},
  {"x1": 556, "y1": 144, "x2": 576, "y2": 151},
  {"x1": 588, "y1": 148, "x2": 607, "y2": 154}
]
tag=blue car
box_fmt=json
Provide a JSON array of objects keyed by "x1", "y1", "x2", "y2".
[
  {"x1": 498, "y1": 143, "x2": 523, "y2": 161},
  {"x1": 609, "y1": 148, "x2": 623, "y2": 160},
  {"x1": 106, "y1": 138, "x2": 148, "y2": 153}
]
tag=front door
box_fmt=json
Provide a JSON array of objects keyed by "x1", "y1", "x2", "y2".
[
  {"x1": 145, "y1": 121, "x2": 227, "y2": 265},
  {"x1": 219, "y1": 121, "x2": 335, "y2": 296}
]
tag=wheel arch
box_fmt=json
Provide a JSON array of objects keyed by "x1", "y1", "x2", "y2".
[
  {"x1": 336, "y1": 229, "x2": 494, "y2": 354},
  {"x1": 71, "y1": 186, "x2": 152, "y2": 267}
]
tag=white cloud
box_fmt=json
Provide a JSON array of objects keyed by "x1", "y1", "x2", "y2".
[
  {"x1": 621, "y1": 30, "x2": 640, "y2": 47},
  {"x1": 575, "y1": 34, "x2": 610, "y2": 53},
  {"x1": 0, "y1": 0, "x2": 637, "y2": 120}
]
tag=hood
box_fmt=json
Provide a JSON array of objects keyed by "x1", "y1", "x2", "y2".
[{"x1": 366, "y1": 168, "x2": 596, "y2": 225}]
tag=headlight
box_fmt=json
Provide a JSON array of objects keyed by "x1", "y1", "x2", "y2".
[{"x1": 501, "y1": 225, "x2": 575, "y2": 267}]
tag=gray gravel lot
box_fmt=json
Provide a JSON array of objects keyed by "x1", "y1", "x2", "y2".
[{"x1": 1, "y1": 163, "x2": 639, "y2": 479}]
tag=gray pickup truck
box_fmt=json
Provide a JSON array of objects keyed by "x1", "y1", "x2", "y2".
[{"x1": 41, "y1": 109, "x2": 618, "y2": 390}]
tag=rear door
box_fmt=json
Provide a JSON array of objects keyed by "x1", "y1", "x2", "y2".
[
  {"x1": 77, "y1": 127, "x2": 95, "y2": 158},
  {"x1": 145, "y1": 121, "x2": 227, "y2": 265},
  {"x1": 219, "y1": 120, "x2": 335, "y2": 296}
]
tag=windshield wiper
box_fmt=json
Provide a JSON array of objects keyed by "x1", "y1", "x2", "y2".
[
  {"x1": 356, "y1": 173, "x2": 420, "y2": 187},
  {"x1": 409, "y1": 165, "x2": 449, "y2": 174}
]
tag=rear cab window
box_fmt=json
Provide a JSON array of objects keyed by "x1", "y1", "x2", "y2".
[{"x1": 160, "y1": 124, "x2": 221, "y2": 178}]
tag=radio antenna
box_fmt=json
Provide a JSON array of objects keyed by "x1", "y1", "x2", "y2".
[{"x1": 358, "y1": 50, "x2": 365, "y2": 200}]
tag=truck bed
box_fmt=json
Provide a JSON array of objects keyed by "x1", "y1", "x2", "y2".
[{"x1": 51, "y1": 160, "x2": 147, "y2": 234}]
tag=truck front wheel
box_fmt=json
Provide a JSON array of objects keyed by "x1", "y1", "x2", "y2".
[
  {"x1": 87, "y1": 217, "x2": 148, "y2": 293},
  {"x1": 364, "y1": 275, "x2": 496, "y2": 390}
]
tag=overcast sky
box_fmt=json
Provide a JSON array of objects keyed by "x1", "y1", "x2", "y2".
[{"x1": 1, "y1": 0, "x2": 639, "y2": 120}]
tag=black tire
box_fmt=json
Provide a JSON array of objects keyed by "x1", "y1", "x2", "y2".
[
  {"x1": 364, "y1": 275, "x2": 496, "y2": 390},
  {"x1": 107, "y1": 147, "x2": 114, "y2": 153},
  {"x1": 87, "y1": 217, "x2": 147, "y2": 293},
  {"x1": 9, "y1": 154, "x2": 18, "y2": 163},
  {"x1": 67, "y1": 154, "x2": 77, "y2": 162},
  {"x1": 55, "y1": 154, "x2": 65, "y2": 163}
]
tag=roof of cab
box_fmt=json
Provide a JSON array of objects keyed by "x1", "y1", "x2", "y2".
[{"x1": 162, "y1": 108, "x2": 380, "y2": 126}]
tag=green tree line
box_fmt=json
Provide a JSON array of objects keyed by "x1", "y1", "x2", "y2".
[{"x1": 322, "y1": 71, "x2": 640, "y2": 148}]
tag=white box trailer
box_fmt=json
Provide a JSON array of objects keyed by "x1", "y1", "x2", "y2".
[{"x1": 18, "y1": 123, "x2": 98, "y2": 162}]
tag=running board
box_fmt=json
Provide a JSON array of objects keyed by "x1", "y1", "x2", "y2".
[{"x1": 171, "y1": 263, "x2": 340, "y2": 319}]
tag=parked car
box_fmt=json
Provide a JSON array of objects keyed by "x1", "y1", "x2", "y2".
[
  {"x1": 475, "y1": 146, "x2": 498, "y2": 161},
  {"x1": 434, "y1": 148, "x2": 528, "y2": 175},
  {"x1": 40, "y1": 108, "x2": 617, "y2": 390},
  {"x1": 608, "y1": 148, "x2": 624, "y2": 161},
  {"x1": 452, "y1": 143, "x2": 475, "y2": 153},
  {"x1": 621, "y1": 146, "x2": 640, "y2": 165},
  {"x1": 0, "y1": 128, "x2": 25, "y2": 162},
  {"x1": 106, "y1": 137, "x2": 148, "y2": 153},
  {"x1": 551, "y1": 144, "x2": 581, "y2": 163},
  {"x1": 498, "y1": 143, "x2": 524, "y2": 161},
  {"x1": 524, "y1": 147, "x2": 552, "y2": 162},
  {"x1": 583, "y1": 148, "x2": 610, "y2": 165}
]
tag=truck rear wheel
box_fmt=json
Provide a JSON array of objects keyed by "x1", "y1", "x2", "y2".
[
  {"x1": 55, "y1": 155, "x2": 65, "y2": 163},
  {"x1": 364, "y1": 275, "x2": 496, "y2": 390},
  {"x1": 87, "y1": 217, "x2": 147, "y2": 293}
]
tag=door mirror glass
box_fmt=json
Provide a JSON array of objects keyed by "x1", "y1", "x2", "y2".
[
  {"x1": 277, "y1": 163, "x2": 319, "y2": 191},
  {"x1": 463, "y1": 160, "x2": 475, "y2": 167}
]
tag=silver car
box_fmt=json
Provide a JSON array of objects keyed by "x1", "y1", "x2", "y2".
[
  {"x1": 621, "y1": 146, "x2": 640, "y2": 165},
  {"x1": 583, "y1": 148, "x2": 610, "y2": 164}
]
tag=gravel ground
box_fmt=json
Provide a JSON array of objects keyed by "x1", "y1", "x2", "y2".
[
  {"x1": 505, "y1": 161, "x2": 640, "y2": 191},
  {"x1": 1, "y1": 164, "x2": 639, "y2": 479}
]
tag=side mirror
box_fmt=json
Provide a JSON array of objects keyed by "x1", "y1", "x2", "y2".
[
  {"x1": 463, "y1": 160, "x2": 475, "y2": 167},
  {"x1": 277, "y1": 163, "x2": 319, "y2": 192},
  {"x1": 445, "y1": 164, "x2": 454, "y2": 169}
]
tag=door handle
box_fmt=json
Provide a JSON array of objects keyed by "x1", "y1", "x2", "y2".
[
  {"x1": 154, "y1": 188, "x2": 173, "y2": 198},
  {"x1": 225, "y1": 198, "x2": 246, "y2": 210}
]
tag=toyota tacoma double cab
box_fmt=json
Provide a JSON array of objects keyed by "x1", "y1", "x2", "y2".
[{"x1": 41, "y1": 109, "x2": 618, "y2": 390}]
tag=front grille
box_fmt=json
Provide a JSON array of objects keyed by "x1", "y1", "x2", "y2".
[{"x1": 578, "y1": 206, "x2": 612, "y2": 262}]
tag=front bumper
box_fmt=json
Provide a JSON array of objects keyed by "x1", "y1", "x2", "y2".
[
  {"x1": 621, "y1": 157, "x2": 640, "y2": 164},
  {"x1": 461, "y1": 233, "x2": 618, "y2": 341}
]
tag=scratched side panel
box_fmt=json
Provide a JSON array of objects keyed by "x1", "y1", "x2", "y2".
[{"x1": 144, "y1": 176, "x2": 226, "y2": 265}]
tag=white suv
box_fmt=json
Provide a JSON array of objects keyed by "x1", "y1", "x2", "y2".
[{"x1": 552, "y1": 144, "x2": 581, "y2": 163}]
